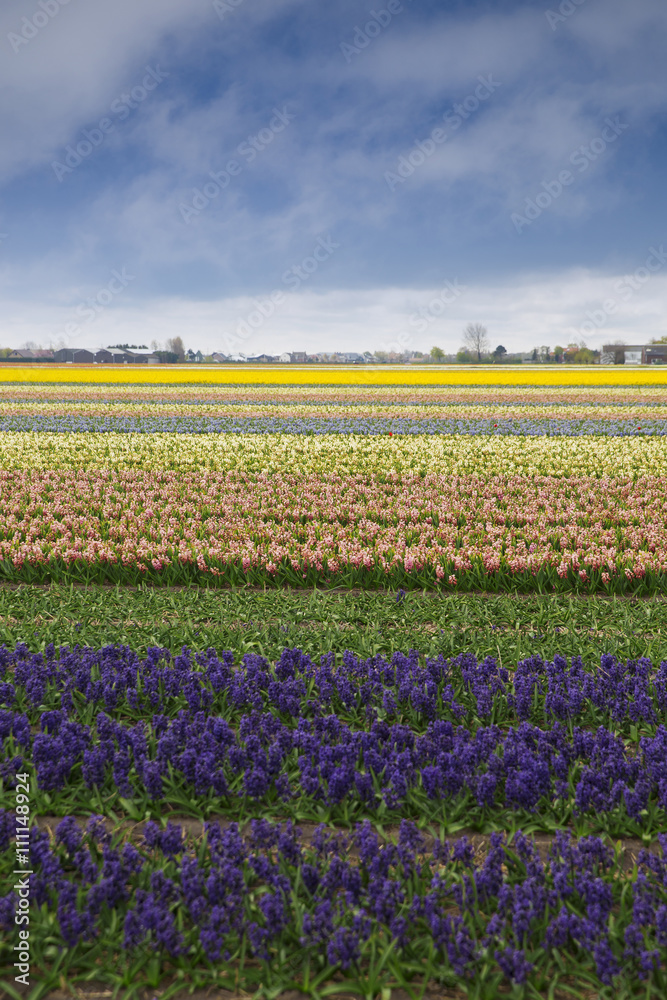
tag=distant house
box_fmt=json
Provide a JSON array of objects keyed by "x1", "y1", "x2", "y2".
[
  {"x1": 7, "y1": 349, "x2": 54, "y2": 360},
  {"x1": 247, "y1": 354, "x2": 277, "y2": 363},
  {"x1": 601, "y1": 344, "x2": 664, "y2": 364},
  {"x1": 8, "y1": 349, "x2": 36, "y2": 360},
  {"x1": 95, "y1": 349, "x2": 132, "y2": 364},
  {"x1": 278, "y1": 352, "x2": 291, "y2": 362},
  {"x1": 211, "y1": 352, "x2": 228, "y2": 363},
  {"x1": 127, "y1": 351, "x2": 160, "y2": 364},
  {"x1": 343, "y1": 352, "x2": 365, "y2": 363},
  {"x1": 186, "y1": 349, "x2": 204, "y2": 362},
  {"x1": 94, "y1": 348, "x2": 158, "y2": 364},
  {"x1": 645, "y1": 344, "x2": 667, "y2": 364},
  {"x1": 290, "y1": 351, "x2": 307, "y2": 363},
  {"x1": 53, "y1": 348, "x2": 94, "y2": 363}
]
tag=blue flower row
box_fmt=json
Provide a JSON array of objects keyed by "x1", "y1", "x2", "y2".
[
  {"x1": 1, "y1": 815, "x2": 666, "y2": 989},
  {"x1": 3, "y1": 646, "x2": 667, "y2": 829},
  {"x1": 0, "y1": 416, "x2": 665, "y2": 435},
  {"x1": 2, "y1": 645, "x2": 666, "y2": 731},
  {"x1": 2, "y1": 705, "x2": 664, "y2": 824}
]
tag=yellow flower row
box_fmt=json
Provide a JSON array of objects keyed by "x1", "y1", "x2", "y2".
[{"x1": 2, "y1": 365, "x2": 667, "y2": 386}]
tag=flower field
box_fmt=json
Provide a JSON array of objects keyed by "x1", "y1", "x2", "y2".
[
  {"x1": 2, "y1": 466, "x2": 667, "y2": 593},
  {"x1": 1, "y1": 371, "x2": 667, "y2": 998},
  {"x1": 2, "y1": 810, "x2": 667, "y2": 996},
  {"x1": 0, "y1": 380, "x2": 665, "y2": 592},
  {"x1": 3, "y1": 363, "x2": 667, "y2": 385},
  {"x1": 1, "y1": 381, "x2": 667, "y2": 435},
  {"x1": 3, "y1": 643, "x2": 667, "y2": 834}
]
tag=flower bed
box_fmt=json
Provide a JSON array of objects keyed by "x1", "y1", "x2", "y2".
[
  {"x1": 2, "y1": 645, "x2": 667, "y2": 836},
  {"x1": 1, "y1": 813, "x2": 666, "y2": 994},
  {"x1": 0, "y1": 469, "x2": 666, "y2": 592},
  {"x1": 0, "y1": 383, "x2": 665, "y2": 435}
]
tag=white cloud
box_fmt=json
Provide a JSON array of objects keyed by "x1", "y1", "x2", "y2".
[
  {"x1": 2, "y1": 267, "x2": 665, "y2": 355},
  {"x1": 0, "y1": 0, "x2": 304, "y2": 182},
  {"x1": 2, "y1": 0, "x2": 667, "y2": 331}
]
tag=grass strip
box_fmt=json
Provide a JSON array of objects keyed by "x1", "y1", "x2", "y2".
[{"x1": 0, "y1": 585, "x2": 665, "y2": 662}]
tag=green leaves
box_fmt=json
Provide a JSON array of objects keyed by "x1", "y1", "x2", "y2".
[{"x1": 3, "y1": 585, "x2": 667, "y2": 664}]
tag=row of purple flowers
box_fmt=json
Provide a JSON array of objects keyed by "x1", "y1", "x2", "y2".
[
  {"x1": 1, "y1": 815, "x2": 666, "y2": 990},
  {"x1": 2, "y1": 645, "x2": 667, "y2": 831},
  {"x1": 3, "y1": 706, "x2": 667, "y2": 831},
  {"x1": 3, "y1": 644, "x2": 666, "y2": 730},
  {"x1": 1, "y1": 414, "x2": 665, "y2": 435}
]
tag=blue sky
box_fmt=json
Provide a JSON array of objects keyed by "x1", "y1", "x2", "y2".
[{"x1": 1, "y1": 0, "x2": 666, "y2": 356}]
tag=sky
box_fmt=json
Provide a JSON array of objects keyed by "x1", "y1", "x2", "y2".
[{"x1": 1, "y1": 0, "x2": 666, "y2": 357}]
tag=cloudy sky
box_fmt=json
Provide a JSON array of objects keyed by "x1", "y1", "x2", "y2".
[{"x1": 1, "y1": 0, "x2": 666, "y2": 356}]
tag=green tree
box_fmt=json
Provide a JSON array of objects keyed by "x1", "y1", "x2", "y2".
[{"x1": 430, "y1": 346, "x2": 445, "y2": 361}]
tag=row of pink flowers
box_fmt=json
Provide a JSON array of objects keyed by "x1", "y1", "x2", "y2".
[
  {"x1": 2, "y1": 386, "x2": 665, "y2": 405},
  {"x1": 0, "y1": 470, "x2": 665, "y2": 585}
]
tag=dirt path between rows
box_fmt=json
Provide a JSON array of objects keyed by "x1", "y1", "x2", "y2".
[{"x1": 33, "y1": 814, "x2": 659, "y2": 870}]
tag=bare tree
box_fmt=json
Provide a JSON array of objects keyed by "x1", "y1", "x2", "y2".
[
  {"x1": 462, "y1": 323, "x2": 488, "y2": 362},
  {"x1": 166, "y1": 336, "x2": 185, "y2": 360}
]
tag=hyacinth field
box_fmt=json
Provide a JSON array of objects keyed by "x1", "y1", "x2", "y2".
[
  {"x1": 1, "y1": 383, "x2": 667, "y2": 593},
  {"x1": 1, "y1": 369, "x2": 667, "y2": 1000}
]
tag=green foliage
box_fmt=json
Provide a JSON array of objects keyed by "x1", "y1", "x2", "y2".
[{"x1": 1, "y1": 584, "x2": 665, "y2": 664}]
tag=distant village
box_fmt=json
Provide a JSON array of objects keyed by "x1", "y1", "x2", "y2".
[{"x1": 1, "y1": 342, "x2": 666, "y2": 365}]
